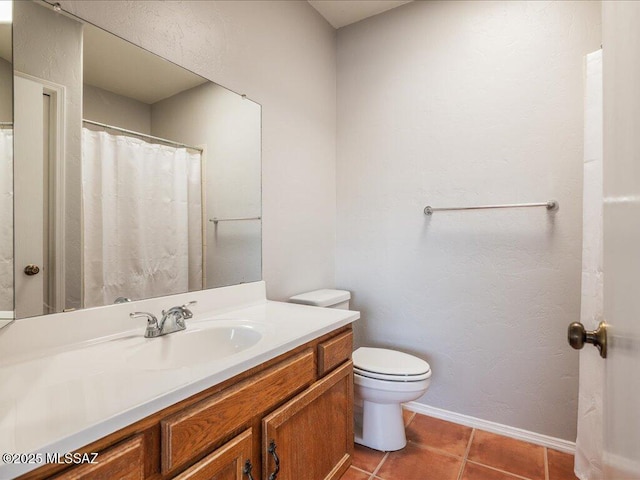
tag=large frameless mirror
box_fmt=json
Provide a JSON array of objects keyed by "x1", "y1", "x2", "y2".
[{"x1": 9, "y1": 0, "x2": 261, "y2": 320}]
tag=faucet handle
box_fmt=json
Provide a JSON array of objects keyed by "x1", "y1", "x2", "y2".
[
  {"x1": 130, "y1": 312, "x2": 160, "y2": 338},
  {"x1": 130, "y1": 311, "x2": 157, "y2": 323},
  {"x1": 182, "y1": 300, "x2": 197, "y2": 311},
  {"x1": 180, "y1": 301, "x2": 197, "y2": 319}
]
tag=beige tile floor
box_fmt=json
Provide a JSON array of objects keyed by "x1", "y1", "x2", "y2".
[{"x1": 341, "y1": 410, "x2": 577, "y2": 480}]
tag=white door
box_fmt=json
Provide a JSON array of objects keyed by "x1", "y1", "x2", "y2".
[
  {"x1": 602, "y1": 1, "x2": 640, "y2": 477},
  {"x1": 13, "y1": 75, "x2": 45, "y2": 318}
]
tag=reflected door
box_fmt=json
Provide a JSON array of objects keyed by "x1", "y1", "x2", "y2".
[
  {"x1": 13, "y1": 75, "x2": 46, "y2": 318},
  {"x1": 602, "y1": 1, "x2": 640, "y2": 478}
]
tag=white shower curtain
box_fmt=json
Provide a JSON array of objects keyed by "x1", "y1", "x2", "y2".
[
  {"x1": 575, "y1": 50, "x2": 604, "y2": 480},
  {"x1": 0, "y1": 128, "x2": 12, "y2": 313},
  {"x1": 82, "y1": 128, "x2": 202, "y2": 308}
]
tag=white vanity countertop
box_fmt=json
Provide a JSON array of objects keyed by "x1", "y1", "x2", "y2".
[{"x1": 0, "y1": 282, "x2": 359, "y2": 478}]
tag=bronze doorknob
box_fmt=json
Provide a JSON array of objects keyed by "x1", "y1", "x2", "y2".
[
  {"x1": 568, "y1": 321, "x2": 607, "y2": 358},
  {"x1": 24, "y1": 264, "x2": 40, "y2": 276}
]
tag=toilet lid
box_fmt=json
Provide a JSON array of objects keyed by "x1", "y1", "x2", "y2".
[{"x1": 353, "y1": 347, "x2": 431, "y2": 380}]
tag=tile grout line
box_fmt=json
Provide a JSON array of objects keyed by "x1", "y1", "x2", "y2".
[
  {"x1": 409, "y1": 440, "x2": 470, "y2": 461},
  {"x1": 544, "y1": 447, "x2": 550, "y2": 480},
  {"x1": 457, "y1": 427, "x2": 476, "y2": 480},
  {"x1": 406, "y1": 410, "x2": 416, "y2": 426},
  {"x1": 464, "y1": 459, "x2": 536, "y2": 480},
  {"x1": 371, "y1": 452, "x2": 389, "y2": 478},
  {"x1": 350, "y1": 465, "x2": 376, "y2": 476}
]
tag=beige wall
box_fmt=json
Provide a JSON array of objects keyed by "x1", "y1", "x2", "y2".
[{"x1": 336, "y1": 0, "x2": 601, "y2": 440}]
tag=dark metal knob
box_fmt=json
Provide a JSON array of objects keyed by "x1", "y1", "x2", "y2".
[
  {"x1": 24, "y1": 264, "x2": 40, "y2": 276},
  {"x1": 568, "y1": 321, "x2": 607, "y2": 358}
]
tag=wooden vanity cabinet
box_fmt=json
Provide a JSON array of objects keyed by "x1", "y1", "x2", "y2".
[{"x1": 19, "y1": 326, "x2": 353, "y2": 480}]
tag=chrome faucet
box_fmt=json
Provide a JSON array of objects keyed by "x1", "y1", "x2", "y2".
[{"x1": 130, "y1": 301, "x2": 197, "y2": 338}]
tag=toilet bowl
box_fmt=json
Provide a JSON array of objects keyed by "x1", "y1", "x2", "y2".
[
  {"x1": 353, "y1": 347, "x2": 431, "y2": 451},
  {"x1": 289, "y1": 289, "x2": 432, "y2": 452}
]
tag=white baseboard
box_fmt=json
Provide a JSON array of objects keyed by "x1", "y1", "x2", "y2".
[{"x1": 404, "y1": 402, "x2": 576, "y2": 454}]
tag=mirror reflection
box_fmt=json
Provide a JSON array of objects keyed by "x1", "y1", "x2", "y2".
[
  {"x1": 12, "y1": 1, "x2": 261, "y2": 319},
  {"x1": 0, "y1": 0, "x2": 11, "y2": 326}
]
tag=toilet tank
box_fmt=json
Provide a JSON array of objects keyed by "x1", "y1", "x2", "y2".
[{"x1": 289, "y1": 289, "x2": 351, "y2": 310}]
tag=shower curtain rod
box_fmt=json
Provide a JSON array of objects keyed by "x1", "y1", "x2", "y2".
[{"x1": 83, "y1": 119, "x2": 204, "y2": 152}]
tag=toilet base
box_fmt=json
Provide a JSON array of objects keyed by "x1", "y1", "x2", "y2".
[{"x1": 354, "y1": 400, "x2": 407, "y2": 452}]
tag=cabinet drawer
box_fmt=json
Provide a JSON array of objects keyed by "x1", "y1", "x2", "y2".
[
  {"x1": 52, "y1": 435, "x2": 144, "y2": 480},
  {"x1": 318, "y1": 330, "x2": 352, "y2": 376},
  {"x1": 161, "y1": 349, "x2": 315, "y2": 474},
  {"x1": 172, "y1": 429, "x2": 253, "y2": 480}
]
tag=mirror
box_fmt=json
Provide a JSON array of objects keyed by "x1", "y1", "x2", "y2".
[
  {"x1": 10, "y1": 0, "x2": 261, "y2": 319},
  {"x1": 0, "y1": 0, "x2": 12, "y2": 327}
]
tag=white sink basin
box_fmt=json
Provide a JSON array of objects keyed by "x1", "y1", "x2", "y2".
[{"x1": 126, "y1": 321, "x2": 264, "y2": 370}]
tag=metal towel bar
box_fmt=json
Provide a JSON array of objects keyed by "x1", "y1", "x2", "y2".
[
  {"x1": 209, "y1": 216, "x2": 262, "y2": 224},
  {"x1": 423, "y1": 201, "x2": 558, "y2": 215}
]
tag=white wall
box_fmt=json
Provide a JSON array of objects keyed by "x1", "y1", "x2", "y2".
[
  {"x1": 83, "y1": 84, "x2": 151, "y2": 134},
  {"x1": 336, "y1": 0, "x2": 601, "y2": 440},
  {"x1": 61, "y1": 0, "x2": 337, "y2": 301},
  {"x1": 151, "y1": 82, "x2": 261, "y2": 289}
]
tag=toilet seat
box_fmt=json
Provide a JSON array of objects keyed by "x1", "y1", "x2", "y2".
[
  {"x1": 353, "y1": 347, "x2": 431, "y2": 382},
  {"x1": 354, "y1": 367, "x2": 431, "y2": 382}
]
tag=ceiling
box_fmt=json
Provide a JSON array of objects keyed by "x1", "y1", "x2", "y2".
[
  {"x1": 308, "y1": 0, "x2": 413, "y2": 29},
  {"x1": 83, "y1": 23, "x2": 207, "y2": 105}
]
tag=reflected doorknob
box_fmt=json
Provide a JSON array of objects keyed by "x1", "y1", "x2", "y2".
[
  {"x1": 568, "y1": 321, "x2": 607, "y2": 358},
  {"x1": 23, "y1": 264, "x2": 40, "y2": 276}
]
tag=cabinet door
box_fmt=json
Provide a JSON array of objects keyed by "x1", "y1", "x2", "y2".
[
  {"x1": 263, "y1": 362, "x2": 353, "y2": 480},
  {"x1": 172, "y1": 429, "x2": 254, "y2": 480}
]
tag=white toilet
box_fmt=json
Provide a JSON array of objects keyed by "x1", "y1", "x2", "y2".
[{"x1": 289, "y1": 289, "x2": 432, "y2": 452}]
